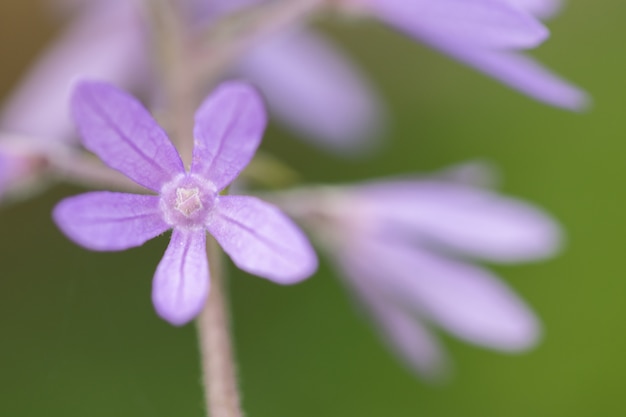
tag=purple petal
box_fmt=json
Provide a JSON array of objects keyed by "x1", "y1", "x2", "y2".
[
  {"x1": 207, "y1": 195, "x2": 317, "y2": 284},
  {"x1": 371, "y1": 0, "x2": 549, "y2": 50},
  {"x1": 71, "y1": 81, "x2": 184, "y2": 191},
  {"x1": 348, "y1": 278, "x2": 447, "y2": 378},
  {"x1": 339, "y1": 240, "x2": 540, "y2": 351},
  {"x1": 0, "y1": 152, "x2": 15, "y2": 197},
  {"x1": 191, "y1": 82, "x2": 267, "y2": 191},
  {"x1": 505, "y1": 0, "x2": 562, "y2": 19},
  {"x1": 0, "y1": 2, "x2": 145, "y2": 142},
  {"x1": 152, "y1": 230, "x2": 209, "y2": 326},
  {"x1": 368, "y1": 0, "x2": 587, "y2": 109},
  {"x1": 236, "y1": 28, "x2": 384, "y2": 152},
  {"x1": 53, "y1": 192, "x2": 170, "y2": 251},
  {"x1": 450, "y1": 48, "x2": 588, "y2": 110},
  {"x1": 358, "y1": 180, "x2": 562, "y2": 262}
]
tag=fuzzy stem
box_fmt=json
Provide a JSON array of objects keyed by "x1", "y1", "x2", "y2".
[{"x1": 197, "y1": 238, "x2": 243, "y2": 417}]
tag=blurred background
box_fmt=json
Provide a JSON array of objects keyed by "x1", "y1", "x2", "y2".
[{"x1": 0, "y1": 1, "x2": 623, "y2": 416}]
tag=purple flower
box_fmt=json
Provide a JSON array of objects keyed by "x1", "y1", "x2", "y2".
[
  {"x1": 275, "y1": 169, "x2": 560, "y2": 377},
  {"x1": 1, "y1": 1, "x2": 144, "y2": 142},
  {"x1": 347, "y1": 0, "x2": 587, "y2": 109},
  {"x1": 0, "y1": 1, "x2": 144, "y2": 200},
  {"x1": 53, "y1": 81, "x2": 318, "y2": 325}
]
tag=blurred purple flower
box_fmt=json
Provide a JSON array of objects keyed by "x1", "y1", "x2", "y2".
[
  {"x1": 234, "y1": 26, "x2": 384, "y2": 153},
  {"x1": 276, "y1": 169, "x2": 560, "y2": 377},
  {"x1": 12, "y1": 0, "x2": 382, "y2": 153},
  {"x1": 1, "y1": 1, "x2": 144, "y2": 142},
  {"x1": 0, "y1": 136, "x2": 53, "y2": 200},
  {"x1": 53, "y1": 81, "x2": 317, "y2": 325},
  {"x1": 348, "y1": 0, "x2": 587, "y2": 109},
  {"x1": 0, "y1": 1, "x2": 145, "y2": 200},
  {"x1": 189, "y1": 0, "x2": 385, "y2": 150}
]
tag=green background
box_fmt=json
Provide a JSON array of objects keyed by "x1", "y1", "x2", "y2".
[{"x1": 0, "y1": 1, "x2": 622, "y2": 416}]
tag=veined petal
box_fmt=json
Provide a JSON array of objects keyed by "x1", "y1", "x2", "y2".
[
  {"x1": 371, "y1": 0, "x2": 549, "y2": 50},
  {"x1": 0, "y1": 1, "x2": 145, "y2": 142},
  {"x1": 207, "y1": 196, "x2": 318, "y2": 284},
  {"x1": 342, "y1": 240, "x2": 540, "y2": 351},
  {"x1": 346, "y1": 276, "x2": 447, "y2": 378},
  {"x1": 236, "y1": 28, "x2": 384, "y2": 153},
  {"x1": 152, "y1": 230, "x2": 209, "y2": 326},
  {"x1": 71, "y1": 81, "x2": 184, "y2": 191},
  {"x1": 358, "y1": 180, "x2": 562, "y2": 263},
  {"x1": 53, "y1": 192, "x2": 170, "y2": 251},
  {"x1": 191, "y1": 82, "x2": 266, "y2": 191}
]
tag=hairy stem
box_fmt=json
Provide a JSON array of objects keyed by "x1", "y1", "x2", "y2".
[{"x1": 197, "y1": 239, "x2": 242, "y2": 417}]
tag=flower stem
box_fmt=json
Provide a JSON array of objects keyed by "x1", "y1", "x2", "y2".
[{"x1": 197, "y1": 238, "x2": 243, "y2": 417}]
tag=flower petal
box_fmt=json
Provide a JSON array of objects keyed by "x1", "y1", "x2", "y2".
[
  {"x1": 0, "y1": 2, "x2": 145, "y2": 142},
  {"x1": 368, "y1": 0, "x2": 587, "y2": 109},
  {"x1": 152, "y1": 230, "x2": 209, "y2": 326},
  {"x1": 207, "y1": 196, "x2": 317, "y2": 284},
  {"x1": 0, "y1": 152, "x2": 14, "y2": 198},
  {"x1": 71, "y1": 81, "x2": 184, "y2": 191},
  {"x1": 340, "y1": 240, "x2": 540, "y2": 351},
  {"x1": 358, "y1": 180, "x2": 562, "y2": 262},
  {"x1": 191, "y1": 82, "x2": 267, "y2": 191},
  {"x1": 450, "y1": 49, "x2": 588, "y2": 110},
  {"x1": 347, "y1": 277, "x2": 447, "y2": 378},
  {"x1": 505, "y1": 0, "x2": 562, "y2": 19},
  {"x1": 236, "y1": 28, "x2": 384, "y2": 153},
  {"x1": 53, "y1": 192, "x2": 170, "y2": 251},
  {"x1": 371, "y1": 0, "x2": 549, "y2": 50}
]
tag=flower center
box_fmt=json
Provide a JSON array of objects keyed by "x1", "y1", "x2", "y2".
[
  {"x1": 160, "y1": 174, "x2": 217, "y2": 230},
  {"x1": 175, "y1": 187, "x2": 202, "y2": 216}
]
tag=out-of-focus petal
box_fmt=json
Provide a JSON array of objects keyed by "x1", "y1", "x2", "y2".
[
  {"x1": 342, "y1": 240, "x2": 540, "y2": 351},
  {"x1": 152, "y1": 229, "x2": 209, "y2": 326},
  {"x1": 442, "y1": 47, "x2": 588, "y2": 110},
  {"x1": 505, "y1": 0, "x2": 562, "y2": 19},
  {"x1": 0, "y1": 1, "x2": 145, "y2": 142},
  {"x1": 358, "y1": 180, "x2": 562, "y2": 262},
  {"x1": 347, "y1": 276, "x2": 447, "y2": 378},
  {"x1": 71, "y1": 81, "x2": 184, "y2": 191},
  {"x1": 191, "y1": 82, "x2": 266, "y2": 191},
  {"x1": 207, "y1": 195, "x2": 318, "y2": 284},
  {"x1": 365, "y1": 0, "x2": 586, "y2": 109},
  {"x1": 53, "y1": 192, "x2": 170, "y2": 251},
  {"x1": 0, "y1": 152, "x2": 15, "y2": 197},
  {"x1": 370, "y1": 0, "x2": 549, "y2": 50},
  {"x1": 236, "y1": 28, "x2": 384, "y2": 153}
]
